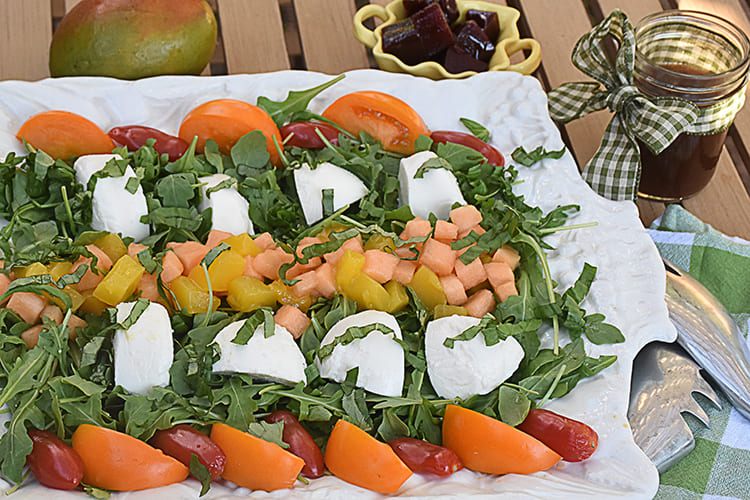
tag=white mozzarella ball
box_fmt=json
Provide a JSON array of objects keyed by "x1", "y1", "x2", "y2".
[
  {"x1": 212, "y1": 319, "x2": 306, "y2": 385},
  {"x1": 425, "y1": 314, "x2": 525, "y2": 400},
  {"x1": 399, "y1": 150, "x2": 466, "y2": 220},
  {"x1": 293, "y1": 162, "x2": 368, "y2": 225},
  {"x1": 113, "y1": 301, "x2": 173, "y2": 396},
  {"x1": 316, "y1": 310, "x2": 404, "y2": 397},
  {"x1": 198, "y1": 173, "x2": 254, "y2": 235}
]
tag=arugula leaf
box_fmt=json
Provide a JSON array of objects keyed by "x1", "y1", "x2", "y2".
[
  {"x1": 190, "y1": 454, "x2": 212, "y2": 496},
  {"x1": 257, "y1": 75, "x2": 345, "y2": 127},
  {"x1": 460, "y1": 117, "x2": 490, "y2": 142},
  {"x1": 511, "y1": 145, "x2": 566, "y2": 167},
  {"x1": 247, "y1": 421, "x2": 289, "y2": 448}
]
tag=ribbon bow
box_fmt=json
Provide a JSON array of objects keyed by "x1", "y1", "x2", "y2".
[{"x1": 547, "y1": 10, "x2": 700, "y2": 201}]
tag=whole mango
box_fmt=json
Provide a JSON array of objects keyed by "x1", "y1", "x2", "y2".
[{"x1": 49, "y1": 0, "x2": 217, "y2": 79}]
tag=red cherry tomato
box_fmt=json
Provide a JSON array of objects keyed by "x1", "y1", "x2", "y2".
[
  {"x1": 149, "y1": 424, "x2": 227, "y2": 480},
  {"x1": 280, "y1": 121, "x2": 340, "y2": 149},
  {"x1": 108, "y1": 125, "x2": 189, "y2": 162},
  {"x1": 266, "y1": 410, "x2": 324, "y2": 478},
  {"x1": 516, "y1": 408, "x2": 598, "y2": 462},
  {"x1": 387, "y1": 437, "x2": 463, "y2": 476},
  {"x1": 26, "y1": 429, "x2": 84, "y2": 490},
  {"x1": 430, "y1": 130, "x2": 504, "y2": 166}
]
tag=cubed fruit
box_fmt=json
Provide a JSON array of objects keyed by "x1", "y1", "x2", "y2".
[
  {"x1": 188, "y1": 249, "x2": 246, "y2": 293},
  {"x1": 86, "y1": 244, "x2": 113, "y2": 271},
  {"x1": 72, "y1": 256, "x2": 104, "y2": 291},
  {"x1": 454, "y1": 257, "x2": 487, "y2": 290},
  {"x1": 253, "y1": 248, "x2": 294, "y2": 280},
  {"x1": 7, "y1": 292, "x2": 48, "y2": 323},
  {"x1": 242, "y1": 255, "x2": 265, "y2": 281},
  {"x1": 269, "y1": 280, "x2": 314, "y2": 311},
  {"x1": 16, "y1": 262, "x2": 48, "y2": 278},
  {"x1": 48, "y1": 261, "x2": 73, "y2": 280},
  {"x1": 324, "y1": 236, "x2": 364, "y2": 266},
  {"x1": 291, "y1": 270, "x2": 319, "y2": 298},
  {"x1": 0, "y1": 273, "x2": 11, "y2": 301},
  {"x1": 224, "y1": 233, "x2": 262, "y2": 257},
  {"x1": 226, "y1": 276, "x2": 277, "y2": 312},
  {"x1": 314, "y1": 263, "x2": 337, "y2": 299},
  {"x1": 253, "y1": 232, "x2": 276, "y2": 251},
  {"x1": 128, "y1": 242, "x2": 148, "y2": 259},
  {"x1": 400, "y1": 217, "x2": 432, "y2": 240},
  {"x1": 439, "y1": 274, "x2": 468, "y2": 305},
  {"x1": 21, "y1": 325, "x2": 45, "y2": 349},
  {"x1": 449, "y1": 205, "x2": 483, "y2": 234},
  {"x1": 78, "y1": 290, "x2": 109, "y2": 316},
  {"x1": 364, "y1": 233, "x2": 396, "y2": 251},
  {"x1": 392, "y1": 260, "x2": 417, "y2": 285},
  {"x1": 484, "y1": 262, "x2": 514, "y2": 288},
  {"x1": 274, "y1": 305, "x2": 310, "y2": 339},
  {"x1": 363, "y1": 249, "x2": 400, "y2": 284},
  {"x1": 409, "y1": 265, "x2": 447, "y2": 310},
  {"x1": 419, "y1": 238, "x2": 456, "y2": 276},
  {"x1": 40, "y1": 303, "x2": 63, "y2": 324},
  {"x1": 433, "y1": 304, "x2": 468, "y2": 318},
  {"x1": 136, "y1": 273, "x2": 164, "y2": 304},
  {"x1": 493, "y1": 281, "x2": 519, "y2": 303},
  {"x1": 205, "y1": 229, "x2": 233, "y2": 248},
  {"x1": 166, "y1": 240, "x2": 210, "y2": 275},
  {"x1": 434, "y1": 220, "x2": 459, "y2": 242},
  {"x1": 94, "y1": 233, "x2": 128, "y2": 263},
  {"x1": 458, "y1": 224, "x2": 486, "y2": 240},
  {"x1": 335, "y1": 249, "x2": 366, "y2": 291},
  {"x1": 492, "y1": 245, "x2": 521, "y2": 270},
  {"x1": 384, "y1": 280, "x2": 409, "y2": 313},
  {"x1": 464, "y1": 289, "x2": 496, "y2": 318},
  {"x1": 160, "y1": 250, "x2": 184, "y2": 283},
  {"x1": 170, "y1": 276, "x2": 220, "y2": 315},
  {"x1": 93, "y1": 255, "x2": 145, "y2": 306}
]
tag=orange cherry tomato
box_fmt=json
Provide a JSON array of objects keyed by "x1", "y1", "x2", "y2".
[
  {"x1": 441, "y1": 405, "x2": 561, "y2": 475},
  {"x1": 71, "y1": 424, "x2": 189, "y2": 491},
  {"x1": 16, "y1": 110, "x2": 115, "y2": 160},
  {"x1": 178, "y1": 99, "x2": 283, "y2": 166},
  {"x1": 324, "y1": 419, "x2": 412, "y2": 494},
  {"x1": 321, "y1": 91, "x2": 430, "y2": 155}
]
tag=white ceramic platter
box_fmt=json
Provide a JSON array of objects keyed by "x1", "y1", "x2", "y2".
[{"x1": 0, "y1": 69, "x2": 675, "y2": 499}]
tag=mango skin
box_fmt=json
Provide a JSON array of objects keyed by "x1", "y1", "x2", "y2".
[{"x1": 49, "y1": 0, "x2": 217, "y2": 79}]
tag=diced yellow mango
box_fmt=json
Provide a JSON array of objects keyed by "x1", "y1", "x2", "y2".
[
  {"x1": 346, "y1": 273, "x2": 391, "y2": 311},
  {"x1": 16, "y1": 262, "x2": 48, "y2": 278},
  {"x1": 409, "y1": 265, "x2": 447, "y2": 310},
  {"x1": 269, "y1": 280, "x2": 313, "y2": 312},
  {"x1": 78, "y1": 290, "x2": 109, "y2": 315},
  {"x1": 227, "y1": 276, "x2": 277, "y2": 312},
  {"x1": 92, "y1": 255, "x2": 144, "y2": 306},
  {"x1": 169, "y1": 276, "x2": 220, "y2": 315},
  {"x1": 315, "y1": 222, "x2": 350, "y2": 241},
  {"x1": 384, "y1": 280, "x2": 409, "y2": 313},
  {"x1": 223, "y1": 233, "x2": 262, "y2": 257},
  {"x1": 364, "y1": 233, "x2": 396, "y2": 251},
  {"x1": 94, "y1": 233, "x2": 128, "y2": 263},
  {"x1": 48, "y1": 261, "x2": 73, "y2": 281},
  {"x1": 335, "y1": 250, "x2": 366, "y2": 292},
  {"x1": 188, "y1": 249, "x2": 246, "y2": 293},
  {"x1": 433, "y1": 304, "x2": 469, "y2": 318}
]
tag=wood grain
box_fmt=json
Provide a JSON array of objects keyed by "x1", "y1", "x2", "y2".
[
  {"x1": 218, "y1": 0, "x2": 290, "y2": 74},
  {"x1": 0, "y1": 0, "x2": 51, "y2": 81},
  {"x1": 294, "y1": 0, "x2": 371, "y2": 74}
]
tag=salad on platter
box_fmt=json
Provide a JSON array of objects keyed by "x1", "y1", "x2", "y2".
[{"x1": 0, "y1": 70, "x2": 674, "y2": 499}]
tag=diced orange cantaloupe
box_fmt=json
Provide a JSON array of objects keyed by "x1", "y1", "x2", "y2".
[
  {"x1": 85, "y1": 244, "x2": 113, "y2": 271},
  {"x1": 454, "y1": 258, "x2": 487, "y2": 290},
  {"x1": 286, "y1": 237, "x2": 324, "y2": 279},
  {"x1": 362, "y1": 249, "x2": 400, "y2": 284},
  {"x1": 324, "y1": 236, "x2": 364, "y2": 266},
  {"x1": 493, "y1": 280, "x2": 519, "y2": 303},
  {"x1": 127, "y1": 243, "x2": 148, "y2": 259},
  {"x1": 7, "y1": 292, "x2": 48, "y2": 323},
  {"x1": 439, "y1": 275, "x2": 468, "y2": 306},
  {"x1": 160, "y1": 251, "x2": 184, "y2": 283},
  {"x1": 484, "y1": 262, "x2": 515, "y2": 288},
  {"x1": 72, "y1": 257, "x2": 104, "y2": 292},
  {"x1": 464, "y1": 289, "x2": 496, "y2": 318},
  {"x1": 449, "y1": 205, "x2": 483, "y2": 234},
  {"x1": 291, "y1": 270, "x2": 319, "y2": 298},
  {"x1": 492, "y1": 245, "x2": 521, "y2": 270},
  {"x1": 314, "y1": 262, "x2": 337, "y2": 298},
  {"x1": 21, "y1": 324, "x2": 45, "y2": 349},
  {"x1": 205, "y1": 229, "x2": 233, "y2": 248},
  {"x1": 419, "y1": 238, "x2": 456, "y2": 276},
  {"x1": 40, "y1": 304, "x2": 63, "y2": 324},
  {"x1": 458, "y1": 224, "x2": 486, "y2": 240},
  {"x1": 400, "y1": 217, "x2": 432, "y2": 240},
  {"x1": 434, "y1": 220, "x2": 459, "y2": 242},
  {"x1": 242, "y1": 255, "x2": 265, "y2": 281},
  {"x1": 253, "y1": 248, "x2": 295, "y2": 280},
  {"x1": 167, "y1": 241, "x2": 211, "y2": 276},
  {"x1": 136, "y1": 273, "x2": 164, "y2": 304},
  {"x1": 274, "y1": 305, "x2": 310, "y2": 339},
  {"x1": 392, "y1": 260, "x2": 417, "y2": 285},
  {"x1": 394, "y1": 246, "x2": 418, "y2": 259},
  {"x1": 253, "y1": 232, "x2": 276, "y2": 251},
  {"x1": 67, "y1": 314, "x2": 88, "y2": 340},
  {"x1": 0, "y1": 273, "x2": 11, "y2": 302}
]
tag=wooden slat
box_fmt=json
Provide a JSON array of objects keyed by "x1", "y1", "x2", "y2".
[
  {"x1": 0, "y1": 0, "x2": 51, "y2": 81},
  {"x1": 217, "y1": 0, "x2": 290, "y2": 74},
  {"x1": 65, "y1": 0, "x2": 83, "y2": 10},
  {"x1": 294, "y1": 0, "x2": 371, "y2": 74},
  {"x1": 521, "y1": 0, "x2": 610, "y2": 169}
]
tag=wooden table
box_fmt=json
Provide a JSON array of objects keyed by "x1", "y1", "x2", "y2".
[{"x1": 3, "y1": 0, "x2": 750, "y2": 239}]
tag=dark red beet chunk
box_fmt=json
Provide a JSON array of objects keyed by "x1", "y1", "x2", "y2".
[
  {"x1": 454, "y1": 20, "x2": 495, "y2": 62},
  {"x1": 443, "y1": 45, "x2": 489, "y2": 73},
  {"x1": 465, "y1": 9, "x2": 500, "y2": 42},
  {"x1": 403, "y1": 0, "x2": 459, "y2": 24},
  {"x1": 382, "y1": 18, "x2": 424, "y2": 65},
  {"x1": 411, "y1": 3, "x2": 455, "y2": 57}
]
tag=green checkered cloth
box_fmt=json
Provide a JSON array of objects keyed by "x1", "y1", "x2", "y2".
[
  {"x1": 547, "y1": 9, "x2": 747, "y2": 202},
  {"x1": 648, "y1": 204, "x2": 750, "y2": 500}
]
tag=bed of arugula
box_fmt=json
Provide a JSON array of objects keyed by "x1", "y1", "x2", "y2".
[{"x1": 0, "y1": 76, "x2": 624, "y2": 496}]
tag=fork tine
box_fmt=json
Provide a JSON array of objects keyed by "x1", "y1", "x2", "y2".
[
  {"x1": 693, "y1": 374, "x2": 723, "y2": 410},
  {"x1": 682, "y1": 396, "x2": 712, "y2": 427}
]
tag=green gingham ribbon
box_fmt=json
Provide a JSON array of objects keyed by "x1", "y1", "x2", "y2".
[{"x1": 547, "y1": 10, "x2": 747, "y2": 201}]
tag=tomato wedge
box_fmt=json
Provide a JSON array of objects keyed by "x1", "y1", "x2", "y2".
[
  {"x1": 16, "y1": 110, "x2": 115, "y2": 160},
  {"x1": 442, "y1": 405, "x2": 561, "y2": 475},
  {"x1": 178, "y1": 99, "x2": 283, "y2": 166},
  {"x1": 321, "y1": 91, "x2": 429, "y2": 155}
]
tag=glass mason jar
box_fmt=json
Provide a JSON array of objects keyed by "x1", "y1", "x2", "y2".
[{"x1": 634, "y1": 10, "x2": 750, "y2": 202}]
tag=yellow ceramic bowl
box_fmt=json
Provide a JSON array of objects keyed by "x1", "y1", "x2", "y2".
[{"x1": 353, "y1": 0, "x2": 541, "y2": 79}]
